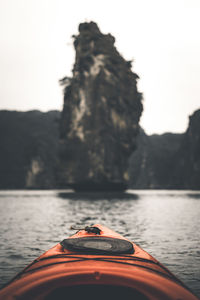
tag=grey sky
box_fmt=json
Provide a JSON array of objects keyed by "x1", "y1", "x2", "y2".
[{"x1": 0, "y1": 0, "x2": 200, "y2": 134}]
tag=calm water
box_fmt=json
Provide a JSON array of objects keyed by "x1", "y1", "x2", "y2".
[{"x1": 0, "y1": 190, "x2": 200, "y2": 297}]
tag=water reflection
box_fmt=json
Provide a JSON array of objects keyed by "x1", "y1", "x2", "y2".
[
  {"x1": 187, "y1": 193, "x2": 200, "y2": 199},
  {"x1": 0, "y1": 190, "x2": 199, "y2": 296},
  {"x1": 57, "y1": 192, "x2": 139, "y2": 200}
]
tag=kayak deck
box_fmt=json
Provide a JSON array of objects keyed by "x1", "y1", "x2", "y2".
[{"x1": 0, "y1": 224, "x2": 198, "y2": 300}]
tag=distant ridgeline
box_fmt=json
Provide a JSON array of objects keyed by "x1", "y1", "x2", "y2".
[{"x1": 0, "y1": 109, "x2": 199, "y2": 190}]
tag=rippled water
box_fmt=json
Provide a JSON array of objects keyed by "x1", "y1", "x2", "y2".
[{"x1": 0, "y1": 190, "x2": 200, "y2": 297}]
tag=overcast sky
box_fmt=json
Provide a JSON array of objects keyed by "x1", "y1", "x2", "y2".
[{"x1": 0, "y1": 0, "x2": 200, "y2": 134}]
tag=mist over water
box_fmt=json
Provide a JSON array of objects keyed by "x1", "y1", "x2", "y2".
[{"x1": 0, "y1": 190, "x2": 199, "y2": 296}]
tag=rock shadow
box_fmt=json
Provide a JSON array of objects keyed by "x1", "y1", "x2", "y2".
[
  {"x1": 187, "y1": 193, "x2": 200, "y2": 199},
  {"x1": 57, "y1": 191, "x2": 139, "y2": 201}
]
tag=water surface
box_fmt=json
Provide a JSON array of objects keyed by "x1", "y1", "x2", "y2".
[{"x1": 0, "y1": 190, "x2": 199, "y2": 296}]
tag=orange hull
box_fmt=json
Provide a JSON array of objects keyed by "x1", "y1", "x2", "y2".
[{"x1": 0, "y1": 224, "x2": 198, "y2": 299}]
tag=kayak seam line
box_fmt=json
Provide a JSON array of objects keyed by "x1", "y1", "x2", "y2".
[
  {"x1": 8, "y1": 258, "x2": 186, "y2": 289},
  {"x1": 24, "y1": 254, "x2": 177, "y2": 279}
]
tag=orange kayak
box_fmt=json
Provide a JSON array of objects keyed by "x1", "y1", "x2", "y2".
[{"x1": 0, "y1": 224, "x2": 198, "y2": 300}]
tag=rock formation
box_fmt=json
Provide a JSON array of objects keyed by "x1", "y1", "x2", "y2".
[
  {"x1": 129, "y1": 109, "x2": 200, "y2": 189},
  {"x1": 58, "y1": 22, "x2": 143, "y2": 191},
  {"x1": 0, "y1": 110, "x2": 59, "y2": 189},
  {"x1": 172, "y1": 109, "x2": 200, "y2": 189},
  {"x1": 129, "y1": 128, "x2": 183, "y2": 189},
  {"x1": 0, "y1": 109, "x2": 199, "y2": 190}
]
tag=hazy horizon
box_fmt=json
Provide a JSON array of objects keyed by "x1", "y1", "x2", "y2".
[{"x1": 0, "y1": 0, "x2": 200, "y2": 134}]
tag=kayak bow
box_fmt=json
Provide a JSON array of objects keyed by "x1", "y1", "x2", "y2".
[{"x1": 0, "y1": 224, "x2": 198, "y2": 300}]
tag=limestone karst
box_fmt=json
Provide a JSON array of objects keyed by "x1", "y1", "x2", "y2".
[
  {"x1": 58, "y1": 22, "x2": 143, "y2": 190},
  {"x1": 0, "y1": 109, "x2": 199, "y2": 189}
]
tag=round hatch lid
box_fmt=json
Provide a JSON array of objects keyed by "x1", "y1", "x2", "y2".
[{"x1": 60, "y1": 237, "x2": 134, "y2": 255}]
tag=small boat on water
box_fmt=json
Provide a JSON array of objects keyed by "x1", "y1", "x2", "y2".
[{"x1": 0, "y1": 224, "x2": 198, "y2": 300}]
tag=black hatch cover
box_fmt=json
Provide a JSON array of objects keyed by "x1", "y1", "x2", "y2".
[{"x1": 60, "y1": 237, "x2": 134, "y2": 255}]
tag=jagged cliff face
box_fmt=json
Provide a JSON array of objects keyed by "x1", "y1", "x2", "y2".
[
  {"x1": 173, "y1": 109, "x2": 200, "y2": 189},
  {"x1": 129, "y1": 109, "x2": 200, "y2": 189},
  {"x1": 59, "y1": 22, "x2": 143, "y2": 190},
  {"x1": 129, "y1": 128, "x2": 183, "y2": 189},
  {"x1": 0, "y1": 110, "x2": 59, "y2": 189}
]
